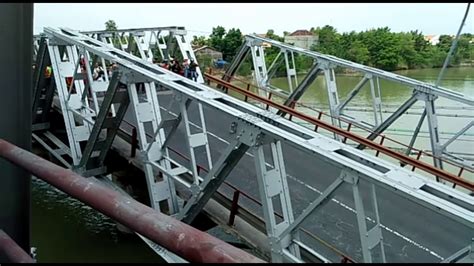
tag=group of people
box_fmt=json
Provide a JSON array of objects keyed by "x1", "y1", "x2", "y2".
[
  {"x1": 38, "y1": 56, "x2": 200, "y2": 89},
  {"x1": 92, "y1": 62, "x2": 118, "y2": 82},
  {"x1": 156, "y1": 58, "x2": 199, "y2": 81}
]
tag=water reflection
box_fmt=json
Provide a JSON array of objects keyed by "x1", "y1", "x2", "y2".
[{"x1": 31, "y1": 177, "x2": 164, "y2": 263}]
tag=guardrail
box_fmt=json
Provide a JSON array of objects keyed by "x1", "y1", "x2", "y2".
[{"x1": 203, "y1": 73, "x2": 474, "y2": 192}]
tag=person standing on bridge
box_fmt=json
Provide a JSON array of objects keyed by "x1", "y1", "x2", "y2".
[
  {"x1": 170, "y1": 58, "x2": 182, "y2": 75},
  {"x1": 183, "y1": 58, "x2": 190, "y2": 78},
  {"x1": 93, "y1": 63, "x2": 106, "y2": 81},
  {"x1": 189, "y1": 59, "x2": 199, "y2": 82}
]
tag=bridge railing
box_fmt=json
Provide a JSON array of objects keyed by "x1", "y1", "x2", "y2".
[
  {"x1": 205, "y1": 69, "x2": 474, "y2": 189},
  {"x1": 204, "y1": 73, "x2": 474, "y2": 191}
]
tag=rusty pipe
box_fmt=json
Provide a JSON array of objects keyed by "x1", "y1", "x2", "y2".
[
  {"x1": 0, "y1": 230, "x2": 35, "y2": 263},
  {"x1": 0, "y1": 139, "x2": 265, "y2": 263}
]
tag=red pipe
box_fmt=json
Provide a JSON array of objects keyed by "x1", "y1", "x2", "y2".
[
  {"x1": 204, "y1": 74, "x2": 474, "y2": 191},
  {"x1": 0, "y1": 230, "x2": 35, "y2": 263},
  {"x1": 0, "y1": 139, "x2": 265, "y2": 263}
]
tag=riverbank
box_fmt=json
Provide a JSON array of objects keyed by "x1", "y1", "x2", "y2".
[{"x1": 211, "y1": 65, "x2": 474, "y2": 81}]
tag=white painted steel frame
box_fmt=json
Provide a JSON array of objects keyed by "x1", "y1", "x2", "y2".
[
  {"x1": 239, "y1": 35, "x2": 474, "y2": 172},
  {"x1": 41, "y1": 27, "x2": 473, "y2": 263}
]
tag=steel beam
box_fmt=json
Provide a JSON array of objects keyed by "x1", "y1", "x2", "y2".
[
  {"x1": 277, "y1": 62, "x2": 321, "y2": 116},
  {"x1": 220, "y1": 42, "x2": 251, "y2": 83},
  {"x1": 337, "y1": 75, "x2": 370, "y2": 113},
  {"x1": 424, "y1": 95, "x2": 444, "y2": 173},
  {"x1": 440, "y1": 121, "x2": 474, "y2": 151},
  {"x1": 81, "y1": 26, "x2": 186, "y2": 35},
  {"x1": 245, "y1": 35, "x2": 474, "y2": 106},
  {"x1": 357, "y1": 93, "x2": 418, "y2": 149},
  {"x1": 278, "y1": 177, "x2": 344, "y2": 240},
  {"x1": 178, "y1": 140, "x2": 249, "y2": 224},
  {"x1": 404, "y1": 109, "x2": 426, "y2": 157}
]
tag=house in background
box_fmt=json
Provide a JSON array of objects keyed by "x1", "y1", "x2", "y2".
[
  {"x1": 424, "y1": 34, "x2": 441, "y2": 45},
  {"x1": 193, "y1": 45, "x2": 223, "y2": 61},
  {"x1": 284, "y1": 29, "x2": 319, "y2": 50}
]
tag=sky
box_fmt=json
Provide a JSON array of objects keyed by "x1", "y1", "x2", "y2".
[{"x1": 34, "y1": 3, "x2": 473, "y2": 37}]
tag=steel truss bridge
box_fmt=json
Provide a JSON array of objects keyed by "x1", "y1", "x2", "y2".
[
  {"x1": 219, "y1": 35, "x2": 474, "y2": 178},
  {"x1": 29, "y1": 26, "x2": 473, "y2": 263}
]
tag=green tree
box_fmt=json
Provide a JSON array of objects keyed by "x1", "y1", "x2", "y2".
[
  {"x1": 398, "y1": 32, "x2": 417, "y2": 69},
  {"x1": 105, "y1": 20, "x2": 117, "y2": 31},
  {"x1": 310, "y1": 25, "x2": 342, "y2": 57},
  {"x1": 222, "y1": 28, "x2": 244, "y2": 61},
  {"x1": 208, "y1": 26, "x2": 226, "y2": 52},
  {"x1": 192, "y1": 35, "x2": 208, "y2": 47},
  {"x1": 104, "y1": 20, "x2": 121, "y2": 50},
  {"x1": 346, "y1": 40, "x2": 370, "y2": 64},
  {"x1": 266, "y1": 29, "x2": 284, "y2": 42},
  {"x1": 361, "y1": 27, "x2": 401, "y2": 70},
  {"x1": 437, "y1": 35, "x2": 453, "y2": 53}
]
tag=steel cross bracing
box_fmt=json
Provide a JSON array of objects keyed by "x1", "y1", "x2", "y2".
[
  {"x1": 35, "y1": 27, "x2": 473, "y2": 263},
  {"x1": 223, "y1": 35, "x2": 474, "y2": 174},
  {"x1": 82, "y1": 26, "x2": 204, "y2": 84},
  {"x1": 33, "y1": 34, "x2": 42, "y2": 63}
]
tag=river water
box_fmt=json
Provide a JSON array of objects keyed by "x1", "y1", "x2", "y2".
[
  {"x1": 31, "y1": 67, "x2": 473, "y2": 262},
  {"x1": 267, "y1": 67, "x2": 474, "y2": 184}
]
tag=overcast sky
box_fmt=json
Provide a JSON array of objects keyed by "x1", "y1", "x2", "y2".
[{"x1": 34, "y1": 3, "x2": 473, "y2": 37}]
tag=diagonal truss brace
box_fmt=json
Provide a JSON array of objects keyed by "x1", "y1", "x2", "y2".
[{"x1": 75, "y1": 71, "x2": 130, "y2": 176}]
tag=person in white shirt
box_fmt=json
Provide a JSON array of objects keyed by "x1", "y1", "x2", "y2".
[{"x1": 93, "y1": 63, "x2": 105, "y2": 81}]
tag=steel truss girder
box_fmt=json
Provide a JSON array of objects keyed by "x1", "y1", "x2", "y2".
[
  {"x1": 274, "y1": 170, "x2": 387, "y2": 262},
  {"x1": 32, "y1": 37, "x2": 55, "y2": 128},
  {"x1": 249, "y1": 44, "x2": 269, "y2": 98},
  {"x1": 42, "y1": 27, "x2": 473, "y2": 262},
  {"x1": 253, "y1": 140, "x2": 301, "y2": 262},
  {"x1": 125, "y1": 80, "x2": 180, "y2": 213},
  {"x1": 283, "y1": 49, "x2": 298, "y2": 92},
  {"x1": 220, "y1": 42, "x2": 251, "y2": 83},
  {"x1": 237, "y1": 35, "x2": 473, "y2": 171},
  {"x1": 47, "y1": 39, "x2": 94, "y2": 165},
  {"x1": 244, "y1": 35, "x2": 474, "y2": 106},
  {"x1": 85, "y1": 27, "x2": 204, "y2": 83},
  {"x1": 357, "y1": 92, "x2": 419, "y2": 150},
  {"x1": 322, "y1": 66, "x2": 342, "y2": 130},
  {"x1": 277, "y1": 62, "x2": 321, "y2": 117},
  {"x1": 44, "y1": 25, "x2": 472, "y2": 220},
  {"x1": 75, "y1": 72, "x2": 130, "y2": 176},
  {"x1": 351, "y1": 178, "x2": 386, "y2": 263},
  {"x1": 337, "y1": 75, "x2": 370, "y2": 114},
  {"x1": 177, "y1": 138, "x2": 249, "y2": 224}
]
